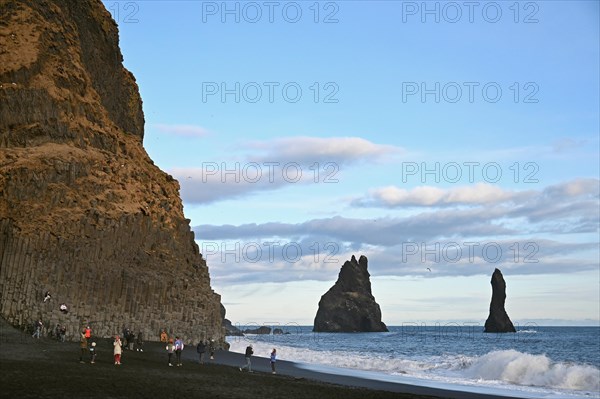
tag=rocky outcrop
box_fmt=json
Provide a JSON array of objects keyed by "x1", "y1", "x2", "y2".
[
  {"x1": 0, "y1": 0, "x2": 223, "y2": 343},
  {"x1": 220, "y1": 304, "x2": 243, "y2": 336},
  {"x1": 484, "y1": 268, "x2": 516, "y2": 333},
  {"x1": 313, "y1": 255, "x2": 388, "y2": 332},
  {"x1": 243, "y1": 326, "x2": 271, "y2": 335}
]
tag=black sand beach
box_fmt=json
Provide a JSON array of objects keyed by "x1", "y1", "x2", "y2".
[{"x1": 0, "y1": 320, "x2": 524, "y2": 399}]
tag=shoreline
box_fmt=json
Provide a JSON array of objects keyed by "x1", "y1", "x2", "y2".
[
  {"x1": 211, "y1": 349, "x2": 523, "y2": 399},
  {"x1": 0, "y1": 319, "x2": 527, "y2": 399}
]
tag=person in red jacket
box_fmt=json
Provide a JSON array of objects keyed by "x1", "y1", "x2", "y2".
[{"x1": 84, "y1": 326, "x2": 92, "y2": 339}]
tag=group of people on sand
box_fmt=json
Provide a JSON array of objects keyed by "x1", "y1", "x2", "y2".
[
  {"x1": 77, "y1": 325, "x2": 129, "y2": 365},
  {"x1": 122, "y1": 328, "x2": 144, "y2": 351},
  {"x1": 75, "y1": 328, "x2": 279, "y2": 374},
  {"x1": 75, "y1": 329, "x2": 214, "y2": 367},
  {"x1": 164, "y1": 336, "x2": 218, "y2": 366}
]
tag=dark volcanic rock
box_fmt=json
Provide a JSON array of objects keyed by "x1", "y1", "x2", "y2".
[
  {"x1": 220, "y1": 304, "x2": 243, "y2": 336},
  {"x1": 0, "y1": 0, "x2": 222, "y2": 343},
  {"x1": 484, "y1": 268, "x2": 516, "y2": 333},
  {"x1": 313, "y1": 255, "x2": 388, "y2": 332},
  {"x1": 243, "y1": 326, "x2": 271, "y2": 335}
]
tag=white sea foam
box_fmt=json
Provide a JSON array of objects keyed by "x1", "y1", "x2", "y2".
[
  {"x1": 228, "y1": 340, "x2": 600, "y2": 396},
  {"x1": 464, "y1": 350, "x2": 600, "y2": 392}
]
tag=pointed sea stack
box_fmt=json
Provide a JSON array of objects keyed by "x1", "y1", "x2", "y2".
[
  {"x1": 0, "y1": 0, "x2": 223, "y2": 343},
  {"x1": 484, "y1": 268, "x2": 516, "y2": 332},
  {"x1": 313, "y1": 255, "x2": 388, "y2": 332}
]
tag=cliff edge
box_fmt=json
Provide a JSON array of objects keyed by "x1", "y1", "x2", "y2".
[{"x1": 0, "y1": 0, "x2": 223, "y2": 342}]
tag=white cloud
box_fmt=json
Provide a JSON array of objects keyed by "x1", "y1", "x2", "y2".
[
  {"x1": 352, "y1": 179, "x2": 599, "y2": 213},
  {"x1": 354, "y1": 183, "x2": 533, "y2": 207},
  {"x1": 171, "y1": 136, "x2": 403, "y2": 204},
  {"x1": 246, "y1": 136, "x2": 404, "y2": 165},
  {"x1": 154, "y1": 124, "x2": 210, "y2": 138},
  {"x1": 194, "y1": 178, "x2": 599, "y2": 284},
  {"x1": 543, "y1": 178, "x2": 599, "y2": 197}
]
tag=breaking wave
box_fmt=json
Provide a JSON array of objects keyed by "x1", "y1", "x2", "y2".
[{"x1": 229, "y1": 341, "x2": 600, "y2": 393}]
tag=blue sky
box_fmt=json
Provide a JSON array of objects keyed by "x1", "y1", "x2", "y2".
[{"x1": 104, "y1": 0, "x2": 599, "y2": 325}]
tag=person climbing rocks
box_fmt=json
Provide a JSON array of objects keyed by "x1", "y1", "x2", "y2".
[
  {"x1": 239, "y1": 344, "x2": 253, "y2": 372},
  {"x1": 174, "y1": 336, "x2": 184, "y2": 366},
  {"x1": 166, "y1": 338, "x2": 175, "y2": 366},
  {"x1": 43, "y1": 291, "x2": 51, "y2": 303},
  {"x1": 59, "y1": 303, "x2": 68, "y2": 314}
]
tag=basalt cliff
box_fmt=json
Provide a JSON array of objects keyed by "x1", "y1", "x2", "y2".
[
  {"x1": 484, "y1": 268, "x2": 516, "y2": 333},
  {"x1": 314, "y1": 255, "x2": 388, "y2": 332},
  {"x1": 0, "y1": 0, "x2": 223, "y2": 342}
]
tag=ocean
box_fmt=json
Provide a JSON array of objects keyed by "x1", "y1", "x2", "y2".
[{"x1": 227, "y1": 325, "x2": 600, "y2": 398}]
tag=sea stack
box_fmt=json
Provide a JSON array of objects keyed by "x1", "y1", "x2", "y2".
[
  {"x1": 313, "y1": 255, "x2": 388, "y2": 332},
  {"x1": 0, "y1": 0, "x2": 223, "y2": 342},
  {"x1": 484, "y1": 268, "x2": 516, "y2": 332}
]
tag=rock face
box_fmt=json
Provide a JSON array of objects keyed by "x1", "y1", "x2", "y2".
[
  {"x1": 484, "y1": 268, "x2": 516, "y2": 333},
  {"x1": 0, "y1": 0, "x2": 223, "y2": 343},
  {"x1": 313, "y1": 255, "x2": 388, "y2": 332}
]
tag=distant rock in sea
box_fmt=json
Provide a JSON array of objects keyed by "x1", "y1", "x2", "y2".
[
  {"x1": 313, "y1": 255, "x2": 388, "y2": 333},
  {"x1": 243, "y1": 326, "x2": 271, "y2": 335},
  {"x1": 220, "y1": 304, "x2": 243, "y2": 336},
  {"x1": 484, "y1": 268, "x2": 516, "y2": 333}
]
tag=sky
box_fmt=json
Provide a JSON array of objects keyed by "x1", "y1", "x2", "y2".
[{"x1": 103, "y1": 0, "x2": 599, "y2": 326}]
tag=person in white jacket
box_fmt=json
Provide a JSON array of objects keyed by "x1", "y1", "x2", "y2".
[{"x1": 113, "y1": 335, "x2": 122, "y2": 365}]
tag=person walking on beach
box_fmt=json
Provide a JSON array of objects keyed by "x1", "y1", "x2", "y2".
[
  {"x1": 32, "y1": 320, "x2": 42, "y2": 339},
  {"x1": 113, "y1": 335, "x2": 122, "y2": 365},
  {"x1": 136, "y1": 331, "x2": 144, "y2": 352},
  {"x1": 89, "y1": 342, "x2": 97, "y2": 364},
  {"x1": 209, "y1": 339, "x2": 216, "y2": 360},
  {"x1": 239, "y1": 344, "x2": 253, "y2": 372},
  {"x1": 166, "y1": 338, "x2": 175, "y2": 366},
  {"x1": 122, "y1": 328, "x2": 130, "y2": 348},
  {"x1": 196, "y1": 340, "x2": 206, "y2": 364},
  {"x1": 128, "y1": 331, "x2": 135, "y2": 351},
  {"x1": 270, "y1": 348, "x2": 277, "y2": 374},
  {"x1": 174, "y1": 336, "x2": 184, "y2": 366},
  {"x1": 60, "y1": 325, "x2": 66, "y2": 342},
  {"x1": 79, "y1": 331, "x2": 88, "y2": 363}
]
